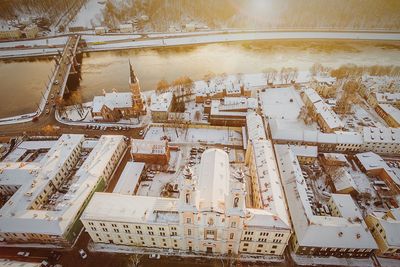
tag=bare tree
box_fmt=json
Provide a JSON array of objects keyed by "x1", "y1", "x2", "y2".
[
  {"x1": 156, "y1": 79, "x2": 169, "y2": 94},
  {"x1": 203, "y1": 71, "x2": 215, "y2": 86},
  {"x1": 128, "y1": 254, "x2": 143, "y2": 267},
  {"x1": 280, "y1": 67, "x2": 290, "y2": 84},
  {"x1": 263, "y1": 68, "x2": 277, "y2": 85}
]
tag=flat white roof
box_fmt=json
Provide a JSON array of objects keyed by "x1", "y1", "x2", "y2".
[
  {"x1": 113, "y1": 162, "x2": 145, "y2": 195},
  {"x1": 363, "y1": 127, "x2": 400, "y2": 144},
  {"x1": 260, "y1": 87, "x2": 304, "y2": 120},
  {"x1": 131, "y1": 139, "x2": 167, "y2": 155},
  {"x1": 150, "y1": 92, "x2": 173, "y2": 112},
  {"x1": 82, "y1": 193, "x2": 179, "y2": 224}
]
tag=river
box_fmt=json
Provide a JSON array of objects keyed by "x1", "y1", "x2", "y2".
[{"x1": 0, "y1": 39, "x2": 399, "y2": 118}]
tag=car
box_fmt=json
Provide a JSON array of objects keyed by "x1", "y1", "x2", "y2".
[
  {"x1": 45, "y1": 108, "x2": 50, "y2": 114},
  {"x1": 79, "y1": 249, "x2": 87, "y2": 259},
  {"x1": 17, "y1": 251, "x2": 30, "y2": 257},
  {"x1": 50, "y1": 94, "x2": 54, "y2": 99},
  {"x1": 40, "y1": 260, "x2": 49, "y2": 267},
  {"x1": 149, "y1": 254, "x2": 160, "y2": 259},
  {"x1": 53, "y1": 80, "x2": 59, "y2": 85},
  {"x1": 139, "y1": 130, "x2": 144, "y2": 136}
]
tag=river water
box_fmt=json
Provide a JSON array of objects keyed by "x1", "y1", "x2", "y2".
[{"x1": 0, "y1": 40, "x2": 399, "y2": 118}]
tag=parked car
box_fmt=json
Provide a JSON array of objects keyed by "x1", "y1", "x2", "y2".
[
  {"x1": 79, "y1": 249, "x2": 87, "y2": 259},
  {"x1": 53, "y1": 80, "x2": 59, "y2": 85},
  {"x1": 17, "y1": 251, "x2": 30, "y2": 257},
  {"x1": 149, "y1": 254, "x2": 160, "y2": 259},
  {"x1": 139, "y1": 130, "x2": 144, "y2": 136}
]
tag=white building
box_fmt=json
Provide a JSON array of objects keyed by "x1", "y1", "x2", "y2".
[
  {"x1": 302, "y1": 88, "x2": 344, "y2": 132},
  {"x1": 0, "y1": 135, "x2": 126, "y2": 246},
  {"x1": 361, "y1": 127, "x2": 400, "y2": 155},
  {"x1": 119, "y1": 24, "x2": 133, "y2": 33},
  {"x1": 365, "y1": 208, "x2": 400, "y2": 256},
  {"x1": 113, "y1": 162, "x2": 145, "y2": 195},
  {"x1": 275, "y1": 145, "x2": 377, "y2": 257},
  {"x1": 82, "y1": 148, "x2": 291, "y2": 257},
  {"x1": 150, "y1": 92, "x2": 173, "y2": 122},
  {"x1": 95, "y1": 26, "x2": 106, "y2": 35}
]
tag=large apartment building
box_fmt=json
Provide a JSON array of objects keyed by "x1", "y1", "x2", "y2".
[
  {"x1": 275, "y1": 145, "x2": 378, "y2": 258},
  {"x1": 81, "y1": 147, "x2": 291, "y2": 257},
  {"x1": 0, "y1": 135, "x2": 126, "y2": 246}
]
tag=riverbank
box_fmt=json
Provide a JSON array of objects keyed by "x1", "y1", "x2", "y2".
[{"x1": 1, "y1": 30, "x2": 400, "y2": 59}]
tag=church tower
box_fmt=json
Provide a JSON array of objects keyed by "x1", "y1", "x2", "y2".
[{"x1": 129, "y1": 61, "x2": 146, "y2": 115}]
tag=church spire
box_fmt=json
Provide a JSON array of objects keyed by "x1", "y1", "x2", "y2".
[{"x1": 129, "y1": 60, "x2": 137, "y2": 84}]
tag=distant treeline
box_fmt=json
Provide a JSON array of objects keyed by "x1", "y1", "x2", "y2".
[
  {"x1": 1, "y1": 0, "x2": 399, "y2": 31},
  {"x1": 105, "y1": 0, "x2": 400, "y2": 31},
  {"x1": 331, "y1": 64, "x2": 400, "y2": 79}
]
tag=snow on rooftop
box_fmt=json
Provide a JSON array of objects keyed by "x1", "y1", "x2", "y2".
[
  {"x1": 378, "y1": 104, "x2": 400, "y2": 124},
  {"x1": 246, "y1": 111, "x2": 267, "y2": 141},
  {"x1": 248, "y1": 140, "x2": 290, "y2": 229},
  {"x1": 303, "y1": 88, "x2": 344, "y2": 130},
  {"x1": 363, "y1": 127, "x2": 400, "y2": 144},
  {"x1": 332, "y1": 168, "x2": 359, "y2": 193},
  {"x1": 131, "y1": 139, "x2": 167, "y2": 155},
  {"x1": 0, "y1": 135, "x2": 124, "y2": 237},
  {"x1": 197, "y1": 149, "x2": 230, "y2": 212},
  {"x1": 355, "y1": 152, "x2": 400, "y2": 187},
  {"x1": 260, "y1": 87, "x2": 304, "y2": 120},
  {"x1": 113, "y1": 162, "x2": 145, "y2": 195},
  {"x1": 150, "y1": 92, "x2": 173, "y2": 112},
  {"x1": 275, "y1": 144, "x2": 377, "y2": 249},
  {"x1": 82, "y1": 193, "x2": 179, "y2": 224},
  {"x1": 92, "y1": 92, "x2": 133, "y2": 112}
]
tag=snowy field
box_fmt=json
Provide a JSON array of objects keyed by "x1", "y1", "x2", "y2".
[
  {"x1": 144, "y1": 126, "x2": 243, "y2": 146},
  {"x1": 69, "y1": 0, "x2": 105, "y2": 28}
]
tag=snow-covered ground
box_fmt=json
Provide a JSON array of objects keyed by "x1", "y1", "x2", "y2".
[
  {"x1": 144, "y1": 125, "x2": 243, "y2": 147},
  {"x1": 69, "y1": 0, "x2": 105, "y2": 29},
  {"x1": 0, "y1": 36, "x2": 68, "y2": 48},
  {"x1": 87, "y1": 31, "x2": 400, "y2": 52},
  {"x1": 292, "y1": 252, "x2": 374, "y2": 267}
]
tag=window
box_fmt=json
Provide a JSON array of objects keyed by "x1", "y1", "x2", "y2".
[
  {"x1": 135, "y1": 225, "x2": 141, "y2": 229},
  {"x1": 147, "y1": 226, "x2": 153, "y2": 230},
  {"x1": 114, "y1": 229, "x2": 119, "y2": 233},
  {"x1": 125, "y1": 229, "x2": 131, "y2": 234},
  {"x1": 256, "y1": 249, "x2": 262, "y2": 253},
  {"x1": 230, "y1": 233, "x2": 234, "y2": 239},
  {"x1": 272, "y1": 245, "x2": 277, "y2": 249},
  {"x1": 258, "y1": 244, "x2": 263, "y2": 248},
  {"x1": 231, "y1": 221, "x2": 236, "y2": 228},
  {"x1": 149, "y1": 231, "x2": 154, "y2": 236},
  {"x1": 243, "y1": 243, "x2": 249, "y2": 247},
  {"x1": 111, "y1": 224, "x2": 117, "y2": 227},
  {"x1": 88, "y1": 222, "x2": 94, "y2": 226},
  {"x1": 91, "y1": 227, "x2": 97, "y2": 231},
  {"x1": 242, "y1": 248, "x2": 247, "y2": 252},
  {"x1": 188, "y1": 229, "x2": 192, "y2": 235},
  {"x1": 186, "y1": 218, "x2": 191, "y2": 224},
  {"x1": 123, "y1": 225, "x2": 129, "y2": 228},
  {"x1": 270, "y1": 250, "x2": 275, "y2": 254},
  {"x1": 185, "y1": 193, "x2": 190, "y2": 204},
  {"x1": 233, "y1": 197, "x2": 239, "y2": 208}
]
